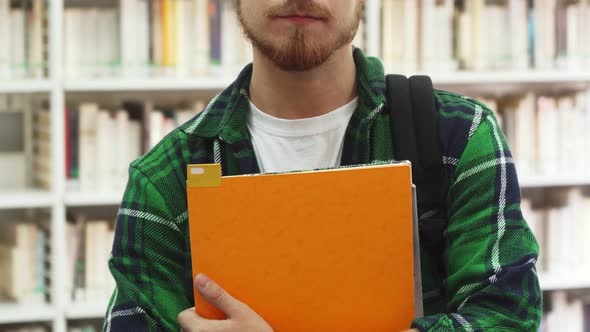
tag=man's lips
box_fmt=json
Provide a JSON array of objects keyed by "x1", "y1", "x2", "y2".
[{"x1": 274, "y1": 14, "x2": 325, "y2": 24}]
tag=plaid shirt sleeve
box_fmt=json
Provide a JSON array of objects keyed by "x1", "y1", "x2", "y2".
[
  {"x1": 411, "y1": 106, "x2": 542, "y2": 331},
  {"x1": 103, "y1": 164, "x2": 192, "y2": 332}
]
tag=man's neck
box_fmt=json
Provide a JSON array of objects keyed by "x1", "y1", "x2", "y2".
[{"x1": 248, "y1": 45, "x2": 358, "y2": 120}]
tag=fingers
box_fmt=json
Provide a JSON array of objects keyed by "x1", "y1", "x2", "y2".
[
  {"x1": 178, "y1": 308, "x2": 231, "y2": 332},
  {"x1": 195, "y1": 274, "x2": 247, "y2": 319},
  {"x1": 178, "y1": 308, "x2": 202, "y2": 329}
]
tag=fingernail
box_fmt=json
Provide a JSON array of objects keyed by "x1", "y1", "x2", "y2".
[{"x1": 197, "y1": 274, "x2": 209, "y2": 289}]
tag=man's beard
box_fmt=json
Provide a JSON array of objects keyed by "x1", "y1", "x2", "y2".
[{"x1": 237, "y1": 1, "x2": 362, "y2": 71}]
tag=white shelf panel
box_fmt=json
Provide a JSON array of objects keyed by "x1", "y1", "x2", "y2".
[
  {"x1": 64, "y1": 77, "x2": 234, "y2": 92},
  {"x1": 0, "y1": 190, "x2": 55, "y2": 209},
  {"x1": 65, "y1": 302, "x2": 108, "y2": 320},
  {"x1": 64, "y1": 192, "x2": 123, "y2": 207},
  {"x1": 431, "y1": 71, "x2": 590, "y2": 86},
  {"x1": 0, "y1": 80, "x2": 52, "y2": 93},
  {"x1": 519, "y1": 175, "x2": 590, "y2": 188},
  {"x1": 0, "y1": 304, "x2": 55, "y2": 324},
  {"x1": 62, "y1": 72, "x2": 590, "y2": 92},
  {"x1": 539, "y1": 273, "x2": 590, "y2": 291}
]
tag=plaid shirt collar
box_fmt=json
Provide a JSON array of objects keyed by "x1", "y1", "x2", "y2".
[{"x1": 181, "y1": 47, "x2": 387, "y2": 149}]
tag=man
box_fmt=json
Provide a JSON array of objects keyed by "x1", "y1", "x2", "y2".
[{"x1": 104, "y1": 0, "x2": 542, "y2": 331}]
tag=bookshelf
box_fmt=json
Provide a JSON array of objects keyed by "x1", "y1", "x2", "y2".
[
  {"x1": 58, "y1": 72, "x2": 590, "y2": 93},
  {"x1": 0, "y1": 0, "x2": 589, "y2": 331},
  {"x1": 64, "y1": 77, "x2": 234, "y2": 92},
  {"x1": 56, "y1": 173, "x2": 590, "y2": 208}
]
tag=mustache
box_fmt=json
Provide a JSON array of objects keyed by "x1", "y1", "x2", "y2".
[{"x1": 266, "y1": 0, "x2": 334, "y2": 19}]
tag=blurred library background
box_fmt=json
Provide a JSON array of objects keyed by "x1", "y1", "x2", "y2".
[{"x1": 0, "y1": 0, "x2": 588, "y2": 331}]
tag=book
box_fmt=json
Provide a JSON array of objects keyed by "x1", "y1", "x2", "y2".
[
  {"x1": 78, "y1": 103, "x2": 99, "y2": 191},
  {"x1": 67, "y1": 216, "x2": 115, "y2": 303},
  {"x1": 533, "y1": 0, "x2": 557, "y2": 69},
  {"x1": 209, "y1": 0, "x2": 222, "y2": 67},
  {"x1": 0, "y1": 219, "x2": 50, "y2": 305},
  {"x1": 544, "y1": 291, "x2": 587, "y2": 332},
  {"x1": 65, "y1": 99, "x2": 206, "y2": 192},
  {"x1": 0, "y1": 0, "x2": 10, "y2": 79},
  {"x1": 420, "y1": 0, "x2": 456, "y2": 71},
  {"x1": 187, "y1": 162, "x2": 422, "y2": 331},
  {"x1": 192, "y1": 0, "x2": 210, "y2": 76},
  {"x1": 476, "y1": 88, "x2": 590, "y2": 177},
  {"x1": 379, "y1": 1, "x2": 590, "y2": 72},
  {"x1": 509, "y1": 0, "x2": 529, "y2": 70},
  {"x1": 32, "y1": 107, "x2": 51, "y2": 190},
  {"x1": 522, "y1": 188, "x2": 590, "y2": 276},
  {"x1": 0, "y1": 0, "x2": 46, "y2": 79}
]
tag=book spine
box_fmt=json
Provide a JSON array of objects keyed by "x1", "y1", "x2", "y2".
[
  {"x1": 70, "y1": 109, "x2": 79, "y2": 182},
  {"x1": 10, "y1": 5, "x2": 26, "y2": 79},
  {"x1": 509, "y1": 0, "x2": 529, "y2": 70},
  {"x1": 78, "y1": 103, "x2": 99, "y2": 191},
  {"x1": 65, "y1": 108, "x2": 71, "y2": 179},
  {"x1": 153, "y1": 0, "x2": 163, "y2": 75},
  {"x1": 29, "y1": 0, "x2": 43, "y2": 78},
  {"x1": 120, "y1": 0, "x2": 134, "y2": 77},
  {"x1": 137, "y1": 0, "x2": 150, "y2": 77},
  {"x1": 209, "y1": 0, "x2": 222, "y2": 66},
  {"x1": 116, "y1": 110, "x2": 130, "y2": 192},
  {"x1": 402, "y1": 0, "x2": 417, "y2": 72},
  {"x1": 176, "y1": 0, "x2": 186, "y2": 76},
  {"x1": 96, "y1": 110, "x2": 111, "y2": 192},
  {"x1": 0, "y1": 0, "x2": 10, "y2": 80}
]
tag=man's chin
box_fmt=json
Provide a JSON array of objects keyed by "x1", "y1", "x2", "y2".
[
  {"x1": 272, "y1": 56, "x2": 330, "y2": 72},
  {"x1": 260, "y1": 42, "x2": 338, "y2": 72}
]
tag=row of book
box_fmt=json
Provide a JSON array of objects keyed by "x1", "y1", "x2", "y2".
[
  {"x1": 381, "y1": 0, "x2": 590, "y2": 73},
  {"x1": 522, "y1": 188, "x2": 590, "y2": 275},
  {"x1": 66, "y1": 217, "x2": 115, "y2": 303},
  {"x1": 4, "y1": 88, "x2": 590, "y2": 193},
  {"x1": 65, "y1": 100, "x2": 205, "y2": 192},
  {"x1": 0, "y1": 220, "x2": 50, "y2": 305},
  {"x1": 65, "y1": 0, "x2": 250, "y2": 79},
  {"x1": 475, "y1": 89, "x2": 590, "y2": 177},
  {"x1": 0, "y1": 0, "x2": 47, "y2": 80},
  {"x1": 541, "y1": 291, "x2": 590, "y2": 332},
  {"x1": 64, "y1": 0, "x2": 366, "y2": 79}
]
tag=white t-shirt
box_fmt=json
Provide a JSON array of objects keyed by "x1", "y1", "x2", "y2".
[{"x1": 247, "y1": 98, "x2": 358, "y2": 173}]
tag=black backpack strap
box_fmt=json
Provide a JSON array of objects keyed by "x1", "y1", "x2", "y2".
[{"x1": 385, "y1": 74, "x2": 448, "y2": 252}]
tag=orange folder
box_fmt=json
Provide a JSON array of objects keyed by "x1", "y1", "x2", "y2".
[{"x1": 187, "y1": 162, "x2": 422, "y2": 331}]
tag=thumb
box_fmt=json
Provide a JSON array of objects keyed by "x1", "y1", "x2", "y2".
[{"x1": 196, "y1": 274, "x2": 246, "y2": 319}]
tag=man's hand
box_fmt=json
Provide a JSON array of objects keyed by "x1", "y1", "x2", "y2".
[
  {"x1": 178, "y1": 274, "x2": 274, "y2": 332},
  {"x1": 179, "y1": 274, "x2": 418, "y2": 332}
]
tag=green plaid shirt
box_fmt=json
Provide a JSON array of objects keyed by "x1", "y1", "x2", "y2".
[{"x1": 104, "y1": 48, "x2": 541, "y2": 332}]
